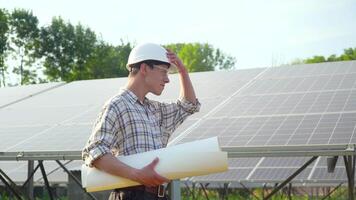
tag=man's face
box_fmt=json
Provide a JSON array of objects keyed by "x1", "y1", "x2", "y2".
[{"x1": 145, "y1": 64, "x2": 170, "y2": 95}]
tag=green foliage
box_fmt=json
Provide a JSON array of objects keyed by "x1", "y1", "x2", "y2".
[
  {"x1": 340, "y1": 48, "x2": 356, "y2": 60},
  {"x1": 37, "y1": 17, "x2": 77, "y2": 82},
  {"x1": 71, "y1": 23, "x2": 97, "y2": 80},
  {"x1": 85, "y1": 41, "x2": 131, "y2": 79},
  {"x1": 180, "y1": 187, "x2": 350, "y2": 200},
  {"x1": 0, "y1": 8, "x2": 9, "y2": 87},
  {"x1": 304, "y1": 55, "x2": 326, "y2": 64},
  {"x1": 9, "y1": 8, "x2": 40, "y2": 85},
  {"x1": 294, "y1": 47, "x2": 356, "y2": 65},
  {"x1": 165, "y1": 43, "x2": 236, "y2": 72},
  {"x1": 1, "y1": 9, "x2": 237, "y2": 86}
]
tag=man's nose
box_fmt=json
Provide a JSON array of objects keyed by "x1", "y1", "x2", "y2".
[{"x1": 164, "y1": 76, "x2": 170, "y2": 83}]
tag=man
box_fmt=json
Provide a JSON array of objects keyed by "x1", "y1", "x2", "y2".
[{"x1": 82, "y1": 43, "x2": 200, "y2": 200}]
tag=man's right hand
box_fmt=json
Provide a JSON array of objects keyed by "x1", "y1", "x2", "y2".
[{"x1": 132, "y1": 157, "x2": 170, "y2": 187}]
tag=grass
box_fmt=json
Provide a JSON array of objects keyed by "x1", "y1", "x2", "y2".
[
  {"x1": 180, "y1": 187, "x2": 350, "y2": 200},
  {"x1": 0, "y1": 187, "x2": 351, "y2": 200}
]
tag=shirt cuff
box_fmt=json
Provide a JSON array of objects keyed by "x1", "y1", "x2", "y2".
[
  {"x1": 82, "y1": 145, "x2": 110, "y2": 167},
  {"x1": 178, "y1": 98, "x2": 201, "y2": 114}
]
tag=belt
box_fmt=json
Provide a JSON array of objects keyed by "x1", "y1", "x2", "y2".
[{"x1": 115, "y1": 185, "x2": 166, "y2": 197}]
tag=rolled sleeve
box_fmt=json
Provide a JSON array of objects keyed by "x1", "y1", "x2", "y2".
[
  {"x1": 178, "y1": 98, "x2": 201, "y2": 114},
  {"x1": 82, "y1": 143, "x2": 111, "y2": 167},
  {"x1": 157, "y1": 98, "x2": 201, "y2": 135},
  {"x1": 82, "y1": 102, "x2": 121, "y2": 167}
]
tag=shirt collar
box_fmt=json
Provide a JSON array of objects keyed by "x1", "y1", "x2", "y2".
[{"x1": 121, "y1": 88, "x2": 148, "y2": 105}]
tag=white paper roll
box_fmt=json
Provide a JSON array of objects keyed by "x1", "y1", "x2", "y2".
[{"x1": 82, "y1": 137, "x2": 228, "y2": 192}]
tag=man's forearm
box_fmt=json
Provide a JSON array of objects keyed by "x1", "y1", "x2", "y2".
[
  {"x1": 179, "y1": 70, "x2": 197, "y2": 104},
  {"x1": 91, "y1": 153, "x2": 169, "y2": 187},
  {"x1": 92, "y1": 153, "x2": 138, "y2": 181}
]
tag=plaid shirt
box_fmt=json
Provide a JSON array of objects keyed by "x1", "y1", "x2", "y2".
[{"x1": 82, "y1": 88, "x2": 200, "y2": 166}]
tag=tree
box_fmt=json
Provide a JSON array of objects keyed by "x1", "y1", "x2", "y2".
[
  {"x1": 340, "y1": 48, "x2": 356, "y2": 61},
  {"x1": 71, "y1": 23, "x2": 97, "y2": 81},
  {"x1": 326, "y1": 54, "x2": 339, "y2": 62},
  {"x1": 165, "y1": 43, "x2": 236, "y2": 72},
  {"x1": 9, "y1": 9, "x2": 39, "y2": 85},
  {"x1": 37, "y1": 17, "x2": 76, "y2": 82},
  {"x1": 294, "y1": 47, "x2": 356, "y2": 65},
  {"x1": 37, "y1": 17, "x2": 100, "y2": 82},
  {"x1": 85, "y1": 41, "x2": 132, "y2": 79},
  {"x1": 304, "y1": 55, "x2": 326, "y2": 64},
  {"x1": 0, "y1": 8, "x2": 9, "y2": 87}
]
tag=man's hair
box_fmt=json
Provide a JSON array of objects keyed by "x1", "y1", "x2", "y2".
[{"x1": 128, "y1": 60, "x2": 170, "y2": 75}]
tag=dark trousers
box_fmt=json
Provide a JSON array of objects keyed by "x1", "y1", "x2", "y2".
[{"x1": 108, "y1": 187, "x2": 168, "y2": 200}]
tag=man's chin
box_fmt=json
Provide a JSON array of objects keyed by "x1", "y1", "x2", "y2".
[{"x1": 152, "y1": 90, "x2": 163, "y2": 96}]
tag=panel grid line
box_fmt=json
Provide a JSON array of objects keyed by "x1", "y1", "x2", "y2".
[
  {"x1": 237, "y1": 84, "x2": 356, "y2": 97},
  {"x1": 264, "y1": 115, "x2": 288, "y2": 145},
  {"x1": 4, "y1": 106, "x2": 98, "y2": 151},
  {"x1": 225, "y1": 117, "x2": 256, "y2": 146},
  {"x1": 246, "y1": 157, "x2": 265, "y2": 181},
  {"x1": 304, "y1": 75, "x2": 342, "y2": 144},
  {"x1": 169, "y1": 67, "x2": 271, "y2": 145},
  {"x1": 327, "y1": 80, "x2": 353, "y2": 144},
  {"x1": 245, "y1": 118, "x2": 271, "y2": 146},
  {"x1": 0, "y1": 83, "x2": 66, "y2": 110},
  {"x1": 307, "y1": 156, "x2": 321, "y2": 180}
]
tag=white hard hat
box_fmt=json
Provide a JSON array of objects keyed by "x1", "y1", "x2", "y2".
[{"x1": 126, "y1": 43, "x2": 170, "y2": 71}]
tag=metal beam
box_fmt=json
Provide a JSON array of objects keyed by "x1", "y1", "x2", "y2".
[
  {"x1": 26, "y1": 161, "x2": 34, "y2": 200},
  {"x1": 343, "y1": 156, "x2": 355, "y2": 200},
  {"x1": 199, "y1": 183, "x2": 210, "y2": 200},
  {"x1": 0, "y1": 143, "x2": 354, "y2": 161},
  {"x1": 169, "y1": 180, "x2": 181, "y2": 200},
  {"x1": 263, "y1": 156, "x2": 318, "y2": 200},
  {"x1": 0, "y1": 169, "x2": 23, "y2": 200},
  {"x1": 287, "y1": 183, "x2": 292, "y2": 200},
  {"x1": 224, "y1": 144, "x2": 356, "y2": 158},
  {"x1": 321, "y1": 183, "x2": 343, "y2": 200},
  {"x1": 223, "y1": 144, "x2": 355, "y2": 152},
  {"x1": 21, "y1": 162, "x2": 40, "y2": 189},
  {"x1": 38, "y1": 161, "x2": 54, "y2": 200},
  {"x1": 0, "y1": 151, "x2": 81, "y2": 161},
  {"x1": 239, "y1": 182, "x2": 260, "y2": 200},
  {"x1": 55, "y1": 160, "x2": 97, "y2": 200}
]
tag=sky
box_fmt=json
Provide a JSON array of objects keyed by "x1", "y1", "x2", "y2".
[{"x1": 1, "y1": 0, "x2": 356, "y2": 69}]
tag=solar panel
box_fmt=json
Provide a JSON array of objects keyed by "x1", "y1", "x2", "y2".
[
  {"x1": 6, "y1": 124, "x2": 92, "y2": 152},
  {"x1": 0, "y1": 82, "x2": 63, "y2": 108},
  {"x1": 0, "y1": 160, "x2": 82, "y2": 183},
  {"x1": 0, "y1": 69, "x2": 265, "y2": 183},
  {"x1": 0, "y1": 126, "x2": 50, "y2": 151},
  {"x1": 180, "y1": 61, "x2": 356, "y2": 183},
  {"x1": 1, "y1": 61, "x2": 356, "y2": 185}
]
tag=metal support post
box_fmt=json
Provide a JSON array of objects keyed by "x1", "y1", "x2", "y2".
[
  {"x1": 168, "y1": 180, "x2": 181, "y2": 200},
  {"x1": 22, "y1": 162, "x2": 40, "y2": 189},
  {"x1": 0, "y1": 169, "x2": 23, "y2": 200},
  {"x1": 223, "y1": 183, "x2": 229, "y2": 200},
  {"x1": 239, "y1": 182, "x2": 260, "y2": 200},
  {"x1": 26, "y1": 160, "x2": 34, "y2": 200},
  {"x1": 192, "y1": 182, "x2": 196, "y2": 200},
  {"x1": 55, "y1": 160, "x2": 97, "y2": 200},
  {"x1": 343, "y1": 155, "x2": 355, "y2": 200},
  {"x1": 199, "y1": 183, "x2": 210, "y2": 200},
  {"x1": 287, "y1": 183, "x2": 292, "y2": 200},
  {"x1": 321, "y1": 183, "x2": 343, "y2": 200},
  {"x1": 262, "y1": 183, "x2": 267, "y2": 199},
  {"x1": 264, "y1": 156, "x2": 318, "y2": 200},
  {"x1": 38, "y1": 160, "x2": 54, "y2": 200}
]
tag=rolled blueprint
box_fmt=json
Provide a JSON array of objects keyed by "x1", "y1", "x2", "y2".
[{"x1": 82, "y1": 137, "x2": 228, "y2": 192}]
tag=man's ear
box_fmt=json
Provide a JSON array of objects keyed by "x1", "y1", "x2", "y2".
[{"x1": 139, "y1": 63, "x2": 147, "y2": 75}]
